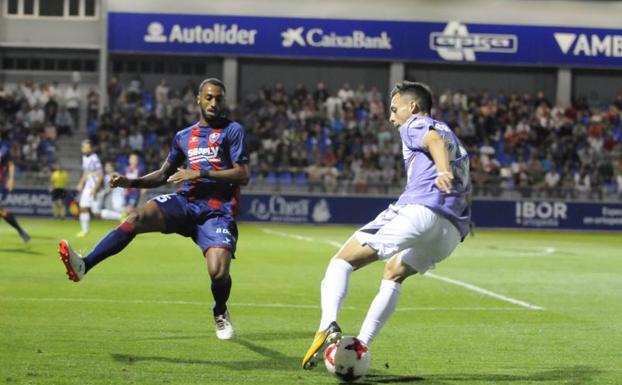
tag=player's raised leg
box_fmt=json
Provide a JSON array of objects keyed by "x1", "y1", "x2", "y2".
[
  {"x1": 205, "y1": 247, "x2": 235, "y2": 340},
  {"x1": 59, "y1": 200, "x2": 166, "y2": 282},
  {"x1": 302, "y1": 236, "x2": 378, "y2": 369}
]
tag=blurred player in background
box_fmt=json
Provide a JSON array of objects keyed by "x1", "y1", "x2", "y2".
[
  {"x1": 95, "y1": 161, "x2": 125, "y2": 221},
  {"x1": 58, "y1": 78, "x2": 250, "y2": 340},
  {"x1": 76, "y1": 139, "x2": 103, "y2": 237},
  {"x1": 50, "y1": 163, "x2": 70, "y2": 220},
  {"x1": 0, "y1": 130, "x2": 30, "y2": 242},
  {"x1": 99, "y1": 154, "x2": 145, "y2": 221},
  {"x1": 302, "y1": 81, "x2": 472, "y2": 369}
]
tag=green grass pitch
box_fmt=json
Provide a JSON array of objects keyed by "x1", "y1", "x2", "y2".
[{"x1": 1, "y1": 218, "x2": 621, "y2": 384}]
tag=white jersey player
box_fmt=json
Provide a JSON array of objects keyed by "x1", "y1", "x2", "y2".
[
  {"x1": 76, "y1": 140, "x2": 103, "y2": 237},
  {"x1": 302, "y1": 81, "x2": 471, "y2": 370},
  {"x1": 95, "y1": 161, "x2": 126, "y2": 221}
]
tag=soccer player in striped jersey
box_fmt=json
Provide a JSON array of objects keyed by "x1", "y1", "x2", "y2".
[
  {"x1": 58, "y1": 78, "x2": 249, "y2": 340},
  {"x1": 0, "y1": 131, "x2": 30, "y2": 242}
]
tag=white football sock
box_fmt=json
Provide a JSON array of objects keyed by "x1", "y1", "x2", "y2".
[
  {"x1": 79, "y1": 212, "x2": 90, "y2": 233},
  {"x1": 319, "y1": 258, "x2": 353, "y2": 331},
  {"x1": 101, "y1": 209, "x2": 122, "y2": 221},
  {"x1": 357, "y1": 280, "x2": 401, "y2": 345}
]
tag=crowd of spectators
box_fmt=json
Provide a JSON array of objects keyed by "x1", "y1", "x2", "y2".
[
  {"x1": 2, "y1": 77, "x2": 621, "y2": 200},
  {"x1": 0, "y1": 81, "x2": 59, "y2": 175},
  {"x1": 236, "y1": 82, "x2": 622, "y2": 199},
  {"x1": 442, "y1": 89, "x2": 622, "y2": 199},
  {"x1": 0, "y1": 80, "x2": 99, "y2": 180}
]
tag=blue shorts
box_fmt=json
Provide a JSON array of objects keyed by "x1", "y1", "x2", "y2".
[{"x1": 150, "y1": 193, "x2": 238, "y2": 256}]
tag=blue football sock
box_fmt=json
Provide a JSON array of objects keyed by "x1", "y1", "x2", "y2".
[
  {"x1": 211, "y1": 275, "x2": 232, "y2": 316},
  {"x1": 2, "y1": 212, "x2": 25, "y2": 234},
  {"x1": 84, "y1": 222, "x2": 136, "y2": 272}
]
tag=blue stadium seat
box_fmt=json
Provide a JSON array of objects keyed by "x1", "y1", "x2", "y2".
[
  {"x1": 265, "y1": 171, "x2": 277, "y2": 185},
  {"x1": 279, "y1": 172, "x2": 293, "y2": 185},
  {"x1": 295, "y1": 172, "x2": 307, "y2": 186}
]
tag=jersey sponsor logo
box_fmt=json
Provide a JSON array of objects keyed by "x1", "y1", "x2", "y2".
[
  {"x1": 281, "y1": 27, "x2": 392, "y2": 50},
  {"x1": 188, "y1": 147, "x2": 219, "y2": 158},
  {"x1": 188, "y1": 146, "x2": 221, "y2": 163},
  {"x1": 554, "y1": 32, "x2": 622, "y2": 57},
  {"x1": 430, "y1": 21, "x2": 518, "y2": 61},
  {"x1": 144, "y1": 21, "x2": 258, "y2": 46}
]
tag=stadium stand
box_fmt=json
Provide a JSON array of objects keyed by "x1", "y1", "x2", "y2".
[{"x1": 2, "y1": 78, "x2": 620, "y2": 200}]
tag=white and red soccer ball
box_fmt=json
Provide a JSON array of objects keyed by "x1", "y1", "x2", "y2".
[{"x1": 324, "y1": 336, "x2": 371, "y2": 382}]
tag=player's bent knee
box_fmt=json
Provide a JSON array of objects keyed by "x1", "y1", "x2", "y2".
[
  {"x1": 205, "y1": 248, "x2": 232, "y2": 281},
  {"x1": 124, "y1": 211, "x2": 140, "y2": 224},
  {"x1": 335, "y1": 241, "x2": 378, "y2": 271},
  {"x1": 383, "y1": 257, "x2": 417, "y2": 283}
]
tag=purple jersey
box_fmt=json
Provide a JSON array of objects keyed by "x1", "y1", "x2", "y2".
[
  {"x1": 166, "y1": 120, "x2": 248, "y2": 214},
  {"x1": 396, "y1": 115, "x2": 471, "y2": 239}
]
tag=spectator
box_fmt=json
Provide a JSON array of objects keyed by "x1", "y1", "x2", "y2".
[
  {"x1": 55, "y1": 106, "x2": 74, "y2": 137},
  {"x1": 64, "y1": 83, "x2": 81, "y2": 125},
  {"x1": 544, "y1": 167, "x2": 560, "y2": 197}
]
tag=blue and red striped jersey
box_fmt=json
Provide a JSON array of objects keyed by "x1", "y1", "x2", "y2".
[
  {"x1": 0, "y1": 140, "x2": 11, "y2": 186},
  {"x1": 166, "y1": 120, "x2": 248, "y2": 206}
]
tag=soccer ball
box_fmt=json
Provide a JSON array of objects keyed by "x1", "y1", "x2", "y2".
[{"x1": 324, "y1": 336, "x2": 371, "y2": 382}]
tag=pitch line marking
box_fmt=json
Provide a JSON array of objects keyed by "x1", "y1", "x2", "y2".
[
  {"x1": 423, "y1": 273, "x2": 545, "y2": 310},
  {"x1": 262, "y1": 228, "x2": 546, "y2": 311},
  {"x1": 0, "y1": 297, "x2": 524, "y2": 311}
]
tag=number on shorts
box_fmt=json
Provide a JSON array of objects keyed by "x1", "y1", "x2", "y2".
[{"x1": 154, "y1": 194, "x2": 173, "y2": 203}]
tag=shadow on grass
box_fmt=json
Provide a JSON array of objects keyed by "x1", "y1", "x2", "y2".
[
  {"x1": 395, "y1": 365, "x2": 600, "y2": 385},
  {"x1": 0, "y1": 247, "x2": 43, "y2": 255},
  {"x1": 112, "y1": 337, "x2": 299, "y2": 371},
  {"x1": 112, "y1": 352, "x2": 301, "y2": 371},
  {"x1": 113, "y1": 346, "x2": 597, "y2": 384},
  {"x1": 357, "y1": 374, "x2": 425, "y2": 384}
]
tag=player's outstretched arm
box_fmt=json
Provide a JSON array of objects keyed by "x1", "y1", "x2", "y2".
[
  {"x1": 423, "y1": 129, "x2": 453, "y2": 193},
  {"x1": 166, "y1": 163, "x2": 250, "y2": 186},
  {"x1": 110, "y1": 160, "x2": 176, "y2": 189}
]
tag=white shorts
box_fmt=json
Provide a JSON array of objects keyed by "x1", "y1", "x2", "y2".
[
  {"x1": 79, "y1": 186, "x2": 97, "y2": 210},
  {"x1": 355, "y1": 204, "x2": 460, "y2": 274},
  {"x1": 110, "y1": 193, "x2": 125, "y2": 213}
]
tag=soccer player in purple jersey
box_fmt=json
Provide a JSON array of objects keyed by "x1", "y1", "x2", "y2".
[
  {"x1": 0, "y1": 131, "x2": 30, "y2": 243},
  {"x1": 58, "y1": 78, "x2": 250, "y2": 340},
  {"x1": 302, "y1": 81, "x2": 471, "y2": 369}
]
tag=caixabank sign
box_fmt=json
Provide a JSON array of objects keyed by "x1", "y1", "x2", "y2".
[{"x1": 108, "y1": 12, "x2": 622, "y2": 67}]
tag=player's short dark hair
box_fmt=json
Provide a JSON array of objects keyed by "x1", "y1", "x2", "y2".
[
  {"x1": 390, "y1": 81, "x2": 433, "y2": 114},
  {"x1": 198, "y1": 78, "x2": 226, "y2": 95}
]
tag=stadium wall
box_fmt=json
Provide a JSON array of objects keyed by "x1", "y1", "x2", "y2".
[
  {"x1": 4, "y1": 189, "x2": 622, "y2": 231},
  {"x1": 105, "y1": 0, "x2": 622, "y2": 28},
  {"x1": 406, "y1": 64, "x2": 558, "y2": 103},
  {"x1": 2, "y1": 0, "x2": 621, "y2": 103}
]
